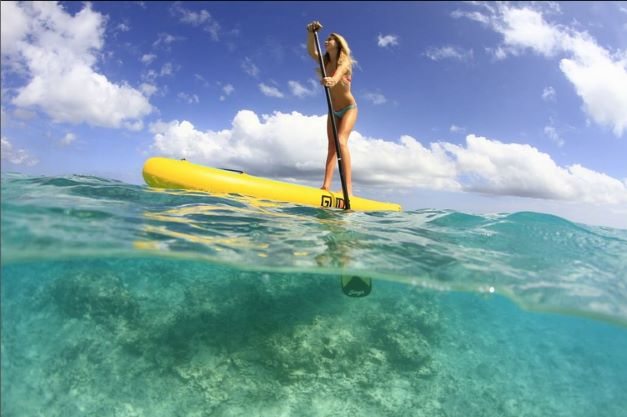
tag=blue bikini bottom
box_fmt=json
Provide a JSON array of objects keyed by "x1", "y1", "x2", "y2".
[{"x1": 332, "y1": 103, "x2": 357, "y2": 118}]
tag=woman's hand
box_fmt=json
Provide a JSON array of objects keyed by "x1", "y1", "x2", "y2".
[
  {"x1": 321, "y1": 77, "x2": 336, "y2": 87},
  {"x1": 307, "y1": 21, "x2": 322, "y2": 32}
]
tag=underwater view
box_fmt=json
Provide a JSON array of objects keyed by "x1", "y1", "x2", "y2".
[{"x1": 2, "y1": 173, "x2": 626, "y2": 417}]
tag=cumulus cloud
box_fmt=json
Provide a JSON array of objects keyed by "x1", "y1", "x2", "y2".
[
  {"x1": 425, "y1": 46, "x2": 474, "y2": 62},
  {"x1": 1, "y1": 2, "x2": 152, "y2": 129},
  {"x1": 141, "y1": 53, "x2": 157, "y2": 64},
  {"x1": 242, "y1": 57, "x2": 259, "y2": 77},
  {"x1": 219, "y1": 83, "x2": 234, "y2": 101},
  {"x1": 193, "y1": 74, "x2": 209, "y2": 87},
  {"x1": 377, "y1": 34, "x2": 399, "y2": 48},
  {"x1": 223, "y1": 84, "x2": 235, "y2": 95},
  {"x1": 544, "y1": 125, "x2": 564, "y2": 147},
  {"x1": 149, "y1": 110, "x2": 627, "y2": 204},
  {"x1": 149, "y1": 110, "x2": 459, "y2": 188},
  {"x1": 542, "y1": 86, "x2": 556, "y2": 101},
  {"x1": 60, "y1": 132, "x2": 76, "y2": 146},
  {"x1": 443, "y1": 134, "x2": 626, "y2": 204},
  {"x1": 288, "y1": 79, "x2": 318, "y2": 98},
  {"x1": 362, "y1": 92, "x2": 387, "y2": 105},
  {"x1": 259, "y1": 83, "x2": 284, "y2": 98},
  {"x1": 453, "y1": 3, "x2": 627, "y2": 136},
  {"x1": 115, "y1": 22, "x2": 130, "y2": 33},
  {"x1": 140, "y1": 83, "x2": 158, "y2": 97},
  {"x1": 152, "y1": 33, "x2": 183, "y2": 49},
  {"x1": 1, "y1": 137, "x2": 39, "y2": 166},
  {"x1": 177, "y1": 92, "x2": 199, "y2": 104},
  {"x1": 170, "y1": 2, "x2": 220, "y2": 41}
]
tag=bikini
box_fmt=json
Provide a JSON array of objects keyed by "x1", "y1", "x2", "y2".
[
  {"x1": 330, "y1": 70, "x2": 356, "y2": 119},
  {"x1": 333, "y1": 103, "x2": 357, "y2": 118}
]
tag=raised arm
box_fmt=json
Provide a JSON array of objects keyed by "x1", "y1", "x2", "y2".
[{"x1": 306, "y1": 21, "x2": 323, "y2": 61}]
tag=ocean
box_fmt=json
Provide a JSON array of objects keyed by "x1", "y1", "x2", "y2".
[{"x1": 2, "y1": 172, "x2": 626, "y2": 417}]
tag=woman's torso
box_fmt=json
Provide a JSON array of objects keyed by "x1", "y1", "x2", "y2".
[{"x1": 325, "y1": 63, "x2": 355, "y2": 110}]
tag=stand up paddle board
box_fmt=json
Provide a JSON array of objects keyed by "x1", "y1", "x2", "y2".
[{"x1": 143, "y1": 157, "x2": 401, "y2": 212}]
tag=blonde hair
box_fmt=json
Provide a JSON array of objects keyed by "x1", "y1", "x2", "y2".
[{"x1": 323, "y1": 33, "x2": 354, "y2": 74}]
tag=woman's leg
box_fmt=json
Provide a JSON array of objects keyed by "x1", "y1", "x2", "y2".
[
  {"x1": 321, "y1": 115, "x2": 336, "y2": 191},
  {"x1": 336, "y1": 107, "x2": 358, "y2": 195},
  {"x1": 321, "y1": 108, "x2": 358, "y2": 194}
]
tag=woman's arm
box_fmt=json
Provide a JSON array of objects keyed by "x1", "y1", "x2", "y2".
[
  {"x1": 306, "y1": 21, "x2": 322, "y2": 61},
  {"x1": 323, "y1": 59, "x2": 350, "y2": 87}
]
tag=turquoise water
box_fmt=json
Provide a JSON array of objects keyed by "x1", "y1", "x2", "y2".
[{"x1": 2, "y1": 173, "x2": 626, "y2": 416}]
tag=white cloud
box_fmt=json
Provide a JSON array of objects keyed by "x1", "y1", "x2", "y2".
[
  {"x1": 223, "y1": 84, "x2": 235, "y2": 96},
  {"x1": 288, "y1": 79, "x2": 318, "y2": 98},
  {"x1": 377, "y1": 34, "x2": 399, "y2": 48},
  {"x1": 362, "y1": 92, "x2": 387, "y2": 105},
  {"x1": 485, "y1": 45, "x2": 509, "y2": 61},
  {"x1": 149, "y1": 110, "x2": 458, "y2": 188},
  {"x1": 451, "y1": 9, "x2": 491, "y2": 25},
  {"x1": 141, "y1": 53, "x2": 157, "y2": 64},
  {"x1": 148, "y1": 110, "x2": 627, "y2": 204},
  {"x1": 1, "y1": 137, "x2": 38, "y2": 166},
  {"x1": 171, "y1": 2, "x2": 220, "y2": 41},
  {"x1": 60, "y1": 132, "x2": 76, "y2": 146},
  {"x1": 2, "y1": 2, "x2": 152, "y2": 130},
  {"x1": 1, "y1": 1, "x2": 30, "y2": 57},
  {"x1": 542, "y1": 86, "x2": 556, "y2": 101},
  {"x1": 497, "y1": 6, "x2": 562, "y2": 56},
  {"x1": 544, "y1": 125, "x2": 564, "y2": 147},
  {"x1": 559, "y1": 36, "x2": 627, "y2": 136},
  {"x1": 219, "y1": 83, "x2": 234, "y2": 101},
  {"x1": 142, "y1": 62, "x2": 177, "y2": 84},
  {"x1": 450, "y1": 125, "x2": 466, "y2": 133},
  {"x1": 241, "y1": 57, "x2": 259, "y2": 77},
  {"x1": 177, "y1": 92, "x2": 199, "y2": 104},
  {"x1": 456, "y1": 3, "x2": 627, "y2": 136},
  {"x1": 425, "y1": 46, "x2": 474, "y2": 62},
  {"x1": 152, "y1": 33, "x2": 183, "y2": 49},
  {"x1": 443, "y1": 134, "x2": 626, "y2": 204},
  {"x1": 160, "y1": 62, "x2": 175, "y2": 76},
  {"x1": 13, "y1": 108, "x2": 36, "y2": 120},
  {"x1": 259, "y1": 83, "x2": 284, "y2": 98},
  {"x1": 140, "y1": 83, "x2": 158, "y2": 97},
  {"x1": 194, "y1": 73, "x2": 209, "y2": 87},
  {"x1": 116, "y1": 22, "x2": 130, "y2": 32}
]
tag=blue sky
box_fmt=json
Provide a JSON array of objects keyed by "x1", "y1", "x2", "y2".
[{"x1": 2, "y1": 1, "x2": 627, "y2": 227}]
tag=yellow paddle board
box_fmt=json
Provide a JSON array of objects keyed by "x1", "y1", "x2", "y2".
[{"x1": 143, "y1": 157, "x2": 401, "y2": 212}]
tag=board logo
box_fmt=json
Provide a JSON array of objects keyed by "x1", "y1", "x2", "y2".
[
  {"x1": 335, "y1": 198, "x2": 344, "y2": 209},
  {"x1": 321, "y1": 195, "x2": 332, "y2": 207}
]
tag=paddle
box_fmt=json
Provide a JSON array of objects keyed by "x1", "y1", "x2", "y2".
[
  {"x1": 341, "y1": 276, "x2": 373, "y2": 297},
  {"x1": 312, "y1": 28, "x2": 351, "y2": 210}
]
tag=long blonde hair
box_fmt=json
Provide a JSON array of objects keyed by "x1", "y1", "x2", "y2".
[{"x1": 323, "y1": 33, "x2": 353, "y2": 74}]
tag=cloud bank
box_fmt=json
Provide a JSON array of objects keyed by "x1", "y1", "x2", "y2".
[{"x1": 150, "y1": 110, "x2": 627, "y2": 205}]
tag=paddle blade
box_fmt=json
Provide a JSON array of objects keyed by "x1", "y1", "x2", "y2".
[{"x1": 341, "y1": 276, "x2": 372, "y2": 297}]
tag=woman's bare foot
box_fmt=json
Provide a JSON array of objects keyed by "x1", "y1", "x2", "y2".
[{"x1": 320, "y1": 185, "x2": 330, "y2": 191}]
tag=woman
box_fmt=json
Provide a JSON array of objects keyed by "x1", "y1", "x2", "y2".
[{"x1": 306, "y1": 21, "x2": 357, "y2": 196}]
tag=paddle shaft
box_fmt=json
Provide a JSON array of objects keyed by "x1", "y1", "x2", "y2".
[{"x1": 312, "y1": 30, "x2": 351, "y2": 210}]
